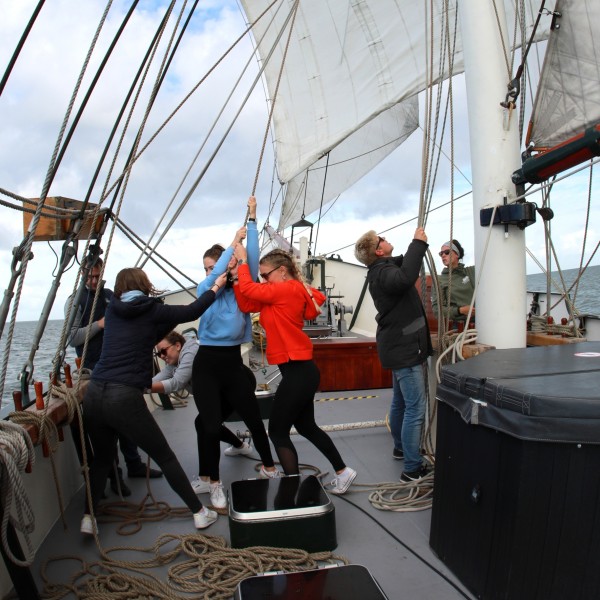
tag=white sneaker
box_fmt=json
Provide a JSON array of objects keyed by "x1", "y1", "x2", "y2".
[
  {"x1": 259, "y1": 465, "x2": 282, "y2": 479},
  {"x1": 224, "y1": 441, "x2": 253, "y2": 456},
  {"x1": 193, "y1": 507, "x2": 218, "y2": 529},
  {"x1": 80, "y1": 514, "x2": 97, "y2": 535},
  {"x1": 329, "y1": 467, "x2": 357, "y2": 495},
  {"x1": 191, "y1": 476, "x2": 211, "y2": 495},
  {"x1": 209, "y1": 481, "x2": 227, "y2": 509}
]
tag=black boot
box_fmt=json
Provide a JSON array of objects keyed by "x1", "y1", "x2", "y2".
[
  {"x1": 128, "y1": 463, "x2": 163, "y2": 478},
  {"x1": 108, "y1": 466, "x2": 131, "y2": 497}
]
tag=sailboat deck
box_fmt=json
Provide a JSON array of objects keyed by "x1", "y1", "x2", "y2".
[{"x1": 29, "y1": 384, "x2": 472, "y2": 600}]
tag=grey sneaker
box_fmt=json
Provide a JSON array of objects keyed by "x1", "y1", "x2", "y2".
[
  {"x1": 191, "y1": 476, "x2": 211, "y2": 495},
  {"x1": 80, "y1": 514, "x2": 97, "y2": 535},
  {"x1": 209, "y1": 481, "x2": 227, "y2": 509},
  {"x1": 224, "y1": 441, "x2": 253, "y2": 456},
  {"x1": 193, "y1": 507, "x2": 218, "y2": 529},
  {"x1": 329, "y1": 467, "x2": 357, "y2": 495},
  {"x1": 259, "y1": 465, "x2": 282, "y2": 479}
]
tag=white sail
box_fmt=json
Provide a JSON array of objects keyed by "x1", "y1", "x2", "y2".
[
  {"x1": 281, "y1": 99, "x2": 418, "y2": 228},
  {"x1": 528, "y1": 0, "x2": 600, "y2": 148},
  {"x1": 240, "y1": 0, "x2": 554, "y2": 228}
]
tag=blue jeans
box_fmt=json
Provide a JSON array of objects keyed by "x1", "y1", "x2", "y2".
[{"x1": 390, "y1": 363, "x2": 427, "y2": 472}]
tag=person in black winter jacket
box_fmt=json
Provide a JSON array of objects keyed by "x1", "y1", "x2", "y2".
[
  {"x1": 79, "y1": 267, "x2": 226, "y2": 536},
  {"x1": 354, "y1": 228, "x2": 432, "y2": 483},
  {"x1": 65, "y1": 259, "x2": 162, "y2": 499}
]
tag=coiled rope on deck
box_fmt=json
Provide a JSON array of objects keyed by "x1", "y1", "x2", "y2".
[
  {"x1": 0, "y1": 421, "x2": 36, "y2": 566},
  {"x1": 41, "y1": 532, "x2": 347, "y2": 600}
]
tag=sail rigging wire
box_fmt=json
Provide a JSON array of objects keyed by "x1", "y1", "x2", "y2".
[
  {"x1": 50, "y1": 0, "x2": 142, "y2": 225},
  {"x1": 75, "y1": 2, "x2": 174, "y2": 226},
  {"x1": 0, "y1": 191, "x2": 90, "y2": 220},
  {"x1": 434, "y1": 0, "x2": 459, "y2": 335},
  {"x1": 250, "y1": 0, "x2": 299, "y2": 198},
  {"x1": 115, "y1": 219, "x2": 198, "y2": 296},
  {"x1": 526, "y1": 240, "x2": 599, "y2": 314},
  {"x1": 134, "y1": 0, "x2": 298, "y2": 264},
  {"x1": 56, "y1": 1, "x2": 179, "y2": 402},
  {"x1": 136, "y1": 0, "x2": 283, "y2": 267},
  {"x1": 435, "y1": 206, "x2": 500, "y2": 380},
  {"x1": 572, "y1": 162, "x2": 594, "y2": 310},
  {"x1": 0, "y1": 0, "x2": 114, "y2": 406},
  {"x1": 0, "y1": 0, "x2": 46, "y2": 98},
  {"x1": 311, "y1": 153, "x2": 330, "y2": 257},
  {"x1": 65, "y1": 5, "x2": 187, "y2": 554},
  {"x1": 491, "y1": 0, "x2": 516, "y2": 79}
]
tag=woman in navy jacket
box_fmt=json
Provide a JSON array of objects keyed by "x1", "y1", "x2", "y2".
[{"x1": 80, "y1": 267, "x2": 226, "y2": 535}]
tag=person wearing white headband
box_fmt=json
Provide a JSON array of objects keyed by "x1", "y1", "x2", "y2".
[{"x1": 433, "y1": 239, "x2": 476, "y2": 327}]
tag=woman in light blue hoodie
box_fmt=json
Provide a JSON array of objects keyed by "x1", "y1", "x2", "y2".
[{"x1": 191, "y1": 197, "x2": 278, "y2": 510}]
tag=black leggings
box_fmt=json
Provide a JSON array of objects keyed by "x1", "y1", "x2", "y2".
[
  {"x1": 269, "y1": 360, "x2": 345, "y2": 475},
  {"x1": 83, "y1": 380, "x2": 201, "y2": 514},
  {"x1": 192, "y1": 345, "x2": 274, "y2": 481}
]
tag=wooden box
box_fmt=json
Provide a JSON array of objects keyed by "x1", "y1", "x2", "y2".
[
  {"x1": 312, "y1": 337, "x2": 391, "y2": 392},
  {"x1": 22, "y1": 196, "x2": 103, "y2": 242}
]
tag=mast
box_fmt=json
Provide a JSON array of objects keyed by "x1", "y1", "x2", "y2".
[{"x1": 458, "y1": 0, "x2": 527, "y2": 349}]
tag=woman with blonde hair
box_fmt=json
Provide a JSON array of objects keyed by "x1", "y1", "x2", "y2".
[
  {"x1": 232, "y1": 247, "x2": 357, "y2": 494},
  {"x1": 80, "y1": 267, "x2": 226, "y2": 535}
]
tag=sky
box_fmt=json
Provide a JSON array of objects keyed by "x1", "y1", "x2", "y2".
[{"x1": 0, "y1": 0, "x2": 598, "y2": 322}]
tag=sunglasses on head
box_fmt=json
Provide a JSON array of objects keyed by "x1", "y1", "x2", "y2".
[
  {"x1": 439, "y1": 249, "x2": 451, "y2": 257},
  {"x1": 154, "y1": 343, "x2": 174, "y2": 358}
]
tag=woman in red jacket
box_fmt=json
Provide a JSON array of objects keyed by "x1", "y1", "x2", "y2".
[{"x1": 232, "y1": 247, "x2": 356, "y2": 494}]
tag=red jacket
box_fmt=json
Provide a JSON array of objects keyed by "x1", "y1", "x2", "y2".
[{"x1": 234, "y1": 264, "x2": 325, "y2": 365}]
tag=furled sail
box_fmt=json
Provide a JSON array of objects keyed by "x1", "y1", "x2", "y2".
[
  {"x1": 240, "y1": 0, "x2": 553, "y2": 229},
  {"x1": 527, "y1": 0, "x2": 600, "y2": 149}
]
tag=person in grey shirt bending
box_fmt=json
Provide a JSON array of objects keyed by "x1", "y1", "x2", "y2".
[{"x1": 151, "y1": 331, "x2": 252, "y2": 495}]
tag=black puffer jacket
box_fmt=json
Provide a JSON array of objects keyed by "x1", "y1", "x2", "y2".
[
  {"x1": 92, "y1": 291, "x2": 215, "y2": 389},
  {"x1": 367, "y1": 239, "x2": 432, "y2": 370}
]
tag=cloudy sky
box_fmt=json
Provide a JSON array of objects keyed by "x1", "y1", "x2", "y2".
[{"x1": 1, "y1": 0, "x2": 598, "y2": 323}]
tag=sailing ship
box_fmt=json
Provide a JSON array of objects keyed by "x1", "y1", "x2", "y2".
[{"x1": 1, "y1": 0, "x2": 599, "y2": 598}]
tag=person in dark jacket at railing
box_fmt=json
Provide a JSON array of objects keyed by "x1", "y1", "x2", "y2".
[
  {"x1": 79, "y1": 267, "x2": 226, "y2": 536},
  {"x1": 65, "y1": 258, "x2": 162, "y2": 498},
  {"x1": 354, "y1": 228, "x2": 432, "y2": 483}
]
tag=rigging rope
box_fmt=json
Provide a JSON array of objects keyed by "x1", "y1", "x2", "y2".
[
  {"x1": 0, "y1": 0, "x2": 46, "y2": 97},
  {"x1": 40, "y1": 530, "x2": 346, "y2": 600},
  {"x1": 0, "y1": 0, "x2": 112, "y2": 406},
  {"x1": 250, "y1": 0, "x2": 299, "y2": 198},
  {"x1": 135, "y1": 0, "x2": 288, "y2": 266}
]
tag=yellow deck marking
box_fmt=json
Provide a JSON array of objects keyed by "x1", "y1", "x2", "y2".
[{"x1": 315, "y1": 395, "x2": 379, "y2": 402}]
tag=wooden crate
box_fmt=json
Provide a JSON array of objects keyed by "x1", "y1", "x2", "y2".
[{"x1": 22, "y1": 196, "x2": 103, "y2": 242}]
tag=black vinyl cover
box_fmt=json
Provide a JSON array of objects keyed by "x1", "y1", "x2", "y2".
[{"x1": 438, "y1": 341, "x2": 600, "y2": 444}]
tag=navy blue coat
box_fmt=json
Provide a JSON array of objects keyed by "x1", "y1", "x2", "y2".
[{"x1": 92, "y1": 291, "x2": 216, "y2": 389}]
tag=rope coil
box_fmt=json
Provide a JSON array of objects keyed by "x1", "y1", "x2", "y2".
[{"x1": 0, "y1": 421, "x2": 36, "y2": 566}]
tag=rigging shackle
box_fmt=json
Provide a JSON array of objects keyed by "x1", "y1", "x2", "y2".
[{"x1": 11, "y1": 243, "x2": 33, "y2": 277}]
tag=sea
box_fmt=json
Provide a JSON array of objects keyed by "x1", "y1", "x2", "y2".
[{"x1": 1, "y1": 265, "x2": 599, "y2": 416}]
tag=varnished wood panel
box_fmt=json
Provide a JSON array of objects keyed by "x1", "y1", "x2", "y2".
[{"x1": 312, "y1": 337, "x2": 392, "y2": 392}]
